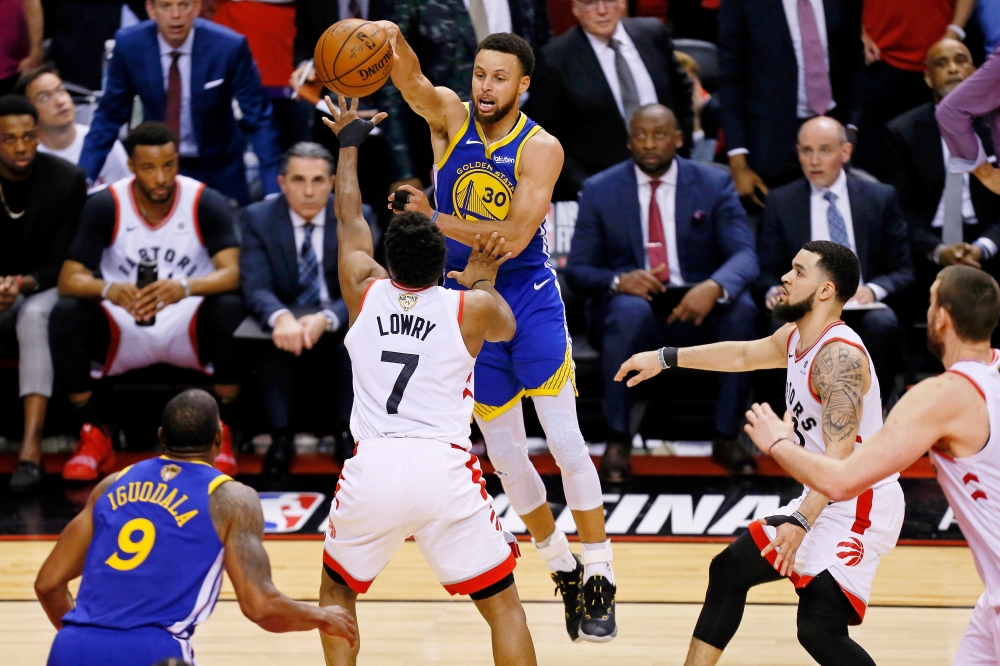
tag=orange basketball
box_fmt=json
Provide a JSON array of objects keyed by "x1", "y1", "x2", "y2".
[{"x1": 314, "y1": 19, "x2": 394, "y2": 99}]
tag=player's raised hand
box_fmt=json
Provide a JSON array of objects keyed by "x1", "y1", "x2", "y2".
[
  {"x1": 321, "y1": 95, "x2": 387, "y2": 144},
  {"x1": 317, "y1": 605, "x2": 359, "y2": 646},
  {"x1": 388, "y1": 184, "x2": 433, "y2": 217},
  {"x1": 744, "y1": 402, "x2": 795, "y2": 455},
  {"x1": 447, "y1": 232, "x2": 512, "y2": 289},
  {"x1": 614, "y1": 350, "x2": 663, "y2": 387}
]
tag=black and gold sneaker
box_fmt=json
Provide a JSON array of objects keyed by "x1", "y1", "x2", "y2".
[
  {"x1": 579, "y1": 574, "x2": 618, "y2": 642},
  {"x1": 551, "y1": 554, "x2": 584, "y2": 642}
]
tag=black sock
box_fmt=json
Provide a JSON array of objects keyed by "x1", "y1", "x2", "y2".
[
  {"x1": 217, "y1": 396, "x2": 237, "y2": 427},
  {"x1": 75, "y1": 398, "x2": 100, "y2": 428}
]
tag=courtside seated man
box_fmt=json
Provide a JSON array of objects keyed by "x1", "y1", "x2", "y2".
[
  {"x1": 380, "y1": 26, "x2": 617, "y2": 642},
  {"x1": 317, "y1": 96, "x2": 535, "y2": 665},
  {"x1": 35, "y1": 389, "x2": 357, "y2": 665}
]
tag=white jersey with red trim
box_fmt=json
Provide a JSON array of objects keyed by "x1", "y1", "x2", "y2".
[
  {"x1": 785, "y1": 320, "x2": 898, "y2": 488},
  {"x1": 930, "y1": 349, "x2": 1000, "y2": 609},
  {"x1": 345, "y1": 279, "x2": 476, "y2": 448},
  {"x1": 97, "y1": 176, "x2": 214, "y2": 377}
]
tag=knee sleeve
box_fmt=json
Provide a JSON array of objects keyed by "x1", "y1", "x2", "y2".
[
  {"x1": 533, "y1": 384, "x2": 603, "y2": 511},
  {"x1": 796, "y1": 572, "x2": 875, "y2": 666},
  {"x1": 478, "y1": 406, "x2": 547, "y2": 514}
]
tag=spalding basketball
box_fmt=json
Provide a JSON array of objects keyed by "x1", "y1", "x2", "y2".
[{"x1": 314, "y1": 19, "x2": 394, "y2": 99}]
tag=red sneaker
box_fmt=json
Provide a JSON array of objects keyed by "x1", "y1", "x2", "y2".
[
  {"x1": 215, "y1": 422, "x2": 238, "y2": 476},
  {"x1": 63, "y1": 424, "x2": 116, "y2": 482}
]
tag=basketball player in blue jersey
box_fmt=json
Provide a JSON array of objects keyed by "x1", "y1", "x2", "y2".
[
  {"x1": 376, "y1": 25, "x2": 617, "y2": 642},
  {"x1": 34, "y1": 390, "x2": 357, "y2": 665}
]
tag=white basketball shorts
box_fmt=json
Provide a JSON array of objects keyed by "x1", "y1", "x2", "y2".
[{"x1": 953, "y1": 592, "x2": 1000, "y2": 665}]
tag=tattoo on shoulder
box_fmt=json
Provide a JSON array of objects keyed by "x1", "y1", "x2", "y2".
[{"x1": 811, "y1": 341, "x2": 865, "y2": 446}]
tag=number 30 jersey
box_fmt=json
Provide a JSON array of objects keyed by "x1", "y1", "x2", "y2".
[
  {"x1": 345, "y1": 279, "x2": 477, "y2": 449},
  {"x1": 63, "y1": 456, "x2": 232, "y2": 636},
  {"x1": 785, "y1": 320, "x2": 898, "y2": 489}
]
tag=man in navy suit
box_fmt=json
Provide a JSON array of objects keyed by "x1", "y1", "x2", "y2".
[
  {"x1": 79, "y1": 0, "x2": 282, "y2": 205},
  {"x1": 240, "y1": 143, "x2": 372, "y2": 476},
  {"x1": 566, "y1": 104, "x2": 759, "y2": 480},
  {"x1": 758, "y1": 116, "x2": 914, "y2": 400}
]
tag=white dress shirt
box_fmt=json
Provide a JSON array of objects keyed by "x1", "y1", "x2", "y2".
[
  {"x1": 781, "y1": 0, "x2": 835, "y2": 119},
  {"x1": 462, "y1": 0, "x2": 513, "y2": 34},
  {"x1": 636, "y1": 162, "x2": 684, "y2": 286},
  {"x1": 930, "y1": 137, "x2": 999, "y2": 260},
  {"x1": 157, "y1": 30, "x2": 198, "y2": 157},
  {"x1": 267, "y1": 207, "x2": 340, "y2": 331},
  {"x1": 37, "y1": 123, "x2": 131, "y2": 192},
  {"x1": 809, "y1": 169, "x2": 886, "y2": 300},
  {"x1": 585, "y1": 23, "x2": 658, "y2": 120}
]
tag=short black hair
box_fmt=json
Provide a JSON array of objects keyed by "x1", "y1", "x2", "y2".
[
  {"x1": 281, "y1": 141, "x2": 335, "y2": 176},
  {"x1": 937, "y1": 266, "x2": 1000, "y2": 341},
  {"x1": 384, "y1": 212, "x2": 447, "y2": 289},
  {"x1": 801, "y1": 240, "x2": 861, "y2": 304},
  {"x1": 476, "y1": 33, "x2": 535, "y2": 78},
  {"x1": 123, "y1": 122, "x2": 178, "y2": 157},
  {"x1": 0, "y1": 95, "x2": 38, "y2": 123},
  {"x1": 14, "y1": 64, "x2": 60, "y2": 97},
  {"x1": 160, "y1": 389, "x2": 221, "y2": 453}
]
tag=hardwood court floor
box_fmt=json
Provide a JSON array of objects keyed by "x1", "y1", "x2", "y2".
[{"x1": 1, "y1": 541, "x2": 983, "y2": 664}]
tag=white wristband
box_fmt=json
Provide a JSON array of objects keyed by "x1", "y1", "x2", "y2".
[
  {"x1": 101, "y1": 282, "x2": 113, "y2": 300},
  {"x1": 947, "y1": 24, "x2": 966, "y2": 41}
]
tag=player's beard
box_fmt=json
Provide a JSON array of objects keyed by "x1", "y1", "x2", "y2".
[
  {"x1": 473, "y1": 95, "x2": 517, "y2": 126},
  {"x1": 773, "y1": 288, "x2": 817, "y2": 323},
  {"x1": 136, "y1": 179, "x2": 176, "y2": 204}
]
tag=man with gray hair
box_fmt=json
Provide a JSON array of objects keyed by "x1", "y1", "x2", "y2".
[{"x1": 240, "y1": 142, "x2": 376, "y2": 477}]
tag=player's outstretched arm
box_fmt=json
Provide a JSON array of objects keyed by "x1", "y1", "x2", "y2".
[
  {"x1": 449, "y1": 232, "x2": 516, "y2": 354},
  {"x1": 322, "y1": 95, "x2": 389, "y2": 322},
  {"x1": 615, "y1": 323, "x2": 794, "y2": 387},
  {"x1": 210, "y1": 481, "x2": 358, "y2": 644},
  {"x1": 35, "y1": 474, "x2": 117, "y2": 628}
]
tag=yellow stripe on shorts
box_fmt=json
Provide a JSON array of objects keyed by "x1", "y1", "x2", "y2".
[{"x1": 473, "y1": 342, "x2": 577, "y2": 422}]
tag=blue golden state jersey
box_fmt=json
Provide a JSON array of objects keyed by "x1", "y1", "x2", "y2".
[
  {"x1": 63, "y1": 457, "x2": 232, "y2": 637},
  {"x1": 433, "y1": 102, "x2": 550, "y2": 279}
]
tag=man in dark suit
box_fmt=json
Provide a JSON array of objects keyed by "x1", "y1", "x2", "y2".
[
  {"x1": 566, "y1": 104, "x2": 759, "y2": 480},
  {"x1": 759, "y1": 116, "x2": 913, "y2": 398},
  {"x1": 879, "y1": 38, "x2": 1000, "y2": 308},
  {"x1": 0, "y1": 95, "x2": 86, "y2": 493},
  {"x1": 718, "y1": 0, "x2": 864, "y2": 208},
  {"x1": 531, "y1": 0, "x2": 693, "y2": 200},
  {"x1": 79, "y1": 0, "x2": 282, "y2": 205},
  {"x1": 241, "y1": 143, "x2": 373, "y2": 475}
]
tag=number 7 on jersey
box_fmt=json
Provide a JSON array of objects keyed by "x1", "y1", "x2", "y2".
[{"x1": 381, "y1": 351, "x2": 419, "y2": 414}]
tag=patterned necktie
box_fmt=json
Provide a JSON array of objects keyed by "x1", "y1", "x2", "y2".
[
  {"x1": 647, "y1": 180, "x2": 670, "y2": 282},
  {"x1": 797, "y1": 0, "x2": 833, "y2": 116},
  {"x1": 165, "y1": 51, "x2": 181, "y2": 137},
  {"x1": 942, "y1": 171, "x2": 965, "y2": 245},
  {"x1": 296, "y1": 224, "x2": 322, "y2": 306},
  {"x1": 609, "y1": 39, "x2": 641, "y2": 128},
  {"x1": 823, "y1": 191, "x2": 850, "y2": 248}
]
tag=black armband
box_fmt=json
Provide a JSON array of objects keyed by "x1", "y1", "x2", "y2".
[{"x1": 337, "y1": 117, "x2": 377, "y2": 148}]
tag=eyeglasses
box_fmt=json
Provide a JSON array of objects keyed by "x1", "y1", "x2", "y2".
[
  {"x1": 32, "y1": 84, "x2": 70, "y2": 105},
  {"x1": 573, "y1": 0, "x2": 624, "y2": 8}
]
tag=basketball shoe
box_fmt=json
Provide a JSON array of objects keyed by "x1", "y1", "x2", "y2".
[
  {"x1": 214, "y1": 422, "x2": 238, "y2": 476},
  {"x1": 551, "y1": 554, "x2": 585, "y2": 642},
  {"x1": 579, "y1": 574, "x2": 618, "y2": 642},
  {"x1": 63, "y1": 424, "x2": 116, "y2": 481}
]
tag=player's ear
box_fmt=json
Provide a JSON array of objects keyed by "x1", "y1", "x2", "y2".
[
  {"x1": 518, "y1": 75, "x2": 530, "y2": 94},
  {"x1": 156, "y1": 426, "x2": 168, "y2": 449}
]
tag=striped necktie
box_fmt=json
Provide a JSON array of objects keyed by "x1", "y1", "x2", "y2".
[
  {"x1": 609, "y1": 38, "x2": 641, "y2": 128},
  {"x1": 296, "y1": 224, "x2": 322, "y2": 306},
  {"x1": 823, "y1": 191, "x2": 850, "y2": 248}
]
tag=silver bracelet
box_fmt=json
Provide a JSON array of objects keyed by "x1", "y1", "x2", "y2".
[
  {"x1": 180, "y1": 278, "x2": 191, "y2": 298},
  {"x1": 101, "y1": 282, "x2": 113, "y2": 300},
  {"x1": 657, "y1": 347, "x2": 668, "y2": 369},
  {"x1": 791, "y1": 511, "x2": 812, "y2": 533}
]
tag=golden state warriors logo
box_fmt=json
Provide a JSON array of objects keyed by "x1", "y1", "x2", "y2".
[{"x1": 453, "y1": 164, "x2": 514, "y2": 221}]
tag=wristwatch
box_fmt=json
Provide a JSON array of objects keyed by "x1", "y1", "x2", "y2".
[{"x1": 611, "y1": 275, "x2": 621, "y2": 294}]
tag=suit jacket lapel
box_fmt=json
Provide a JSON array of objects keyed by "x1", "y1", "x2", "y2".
[
  {"x1": 571, "y1": 27, "x2": 621, "y2": 126},
  {"x1": 771, "y1": 0, "x2": 797, "y2": 63},
  {"x1": 846, "y1": 175, "x2": 869, "y2": 274},
  {"x1": 673, "y1": 159, "x2": 693, "y2": 275},
  {"x1": 620, "y1": 164, "x2": 645, "y2": 267},
  {"x1": 914, "y1": 104, "x2": 945, "y2": 190},
  {"x1": 789, "y1": 180, "x2": 812, "y2": 251},
  {"x1": 276, "y1": 199, "x2": 299, "y2": 292},
  {"x1": 189, "y1": 22, "x2": 209, "y2": 152},
  {"x1": 322, "y1": 196, "x2": 338, "y2": 278},
  {"x1": 622, "y1": 19, "x2": 667, "y2": 100},
  {"x1": 144, "y1": 23, "x2": 166, "y2": 116}
]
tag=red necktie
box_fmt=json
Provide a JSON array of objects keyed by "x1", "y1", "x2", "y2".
[
  {"x1": 647, "y1": 179, "x2": 669, "y2": 282},
  {"x1": 166, "y1": 51, "x2": 181, "y2": 137}
]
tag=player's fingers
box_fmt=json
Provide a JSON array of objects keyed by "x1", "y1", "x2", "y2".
[
  {"x1": 783, "y1": 409, "x2": 793, "y2": 426},
  {"x1": 472, "y1": 233, "x2": 483, "y2": 255},
  {"x1": 323, "y1": 96, "x2": 337, "y2": 119},
  {"x1": 495, "y1": 251, "x2": 513, "y2": 267},
  {"x1": 337, "y1": 94, "x2": 348, "y2": 117},
  {"x1": 371, "y1": 111, "x2": 388, "y2": 126},
  {"x1": 614, "y1": 359, "x2": 636, "y2": 382},
  {"x1": 745, "y1": 406, "x2": 759, "y2": 426},
  {"x1": 627, "y1": 366, "x2": 659, "y2": 387},
  {"x1": 446, "y1": 271, "x2": 460, "y2": 280},
  {"x1": 399, "y1": 184, "x2": 422, "y2": 196},
  {"x1": 760, "y1": 540, "x2": 775, "y2": 558},
  {"x1": 666, "y1": 306, "x2": 681, "y2": 323}
]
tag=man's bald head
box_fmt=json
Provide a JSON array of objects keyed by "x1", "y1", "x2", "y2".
[
  {"x1": 628, "y1": 103, "x2": 683, "y2": 176},
  {"x1": 798, "y1": 116, "x2": 847, "y2": 146},
  {"x1": 925, "y1": 38, "x2": 975, "y2": 102},
  {"x1": 797, "y1": 116, "x2": 851, "y2": 189}
]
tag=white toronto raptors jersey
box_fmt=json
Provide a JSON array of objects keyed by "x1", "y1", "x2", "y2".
[
  {"x1": 785, "y1": 320, "x2": 898, "y2": 489},
  {"x1": 929, "y1": 350, "x2": 1000, "y2": 607},
  {"x1": 98, "y1": 176, "x2": 215, "y2": 377},
  {"x1": 345, "y1": 279, "x2": 476, "y2": 448}
]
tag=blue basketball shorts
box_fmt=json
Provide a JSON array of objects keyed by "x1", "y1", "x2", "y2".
[
  {"x1": 446, "y1": 265, "x2": 575, "y2": 421},
  {"x1": 48, "y1": 624, "x2": 193, "y2": 666}
]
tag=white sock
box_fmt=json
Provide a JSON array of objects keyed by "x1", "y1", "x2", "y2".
[
  {"x1": 533, "y1": 530, "x2": 577, "y2": 573},
  {"x1": 582, "y1": 540, "x2": 614, "y2": 585}
]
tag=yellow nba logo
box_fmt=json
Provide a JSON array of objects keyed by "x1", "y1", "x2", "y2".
[{"x1": 453, "y1": 169, "x2": 513, "y2": 221}]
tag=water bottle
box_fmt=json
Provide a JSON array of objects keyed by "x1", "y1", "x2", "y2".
[{"x1": 136, "y1": 259, "x2": 157, "y2": 327}]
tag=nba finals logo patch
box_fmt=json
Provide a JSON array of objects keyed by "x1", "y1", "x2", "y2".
[
  {"x1": 160, "y1": 464, "x2": 182, "y2": 481},
  {"x1": 836, "y1": 537, "x2": 865, "y2": 567},
  {"x1": 259, "y1": 492, "x2": 325, "y2": 533},
  {"x1": 398, "y1": 293, "x2": 418, "y2": 311},
  {"x1": 453, "y1": 162, "x2": 514, "y2": 221}
]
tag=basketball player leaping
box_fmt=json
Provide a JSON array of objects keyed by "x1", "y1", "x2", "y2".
[
  {"x1": 740, "y1": 266, "x2": 1000, "y2": 664},
  {"x1": 617, "y1": 241, "x2": 904, "y2": 666},
  {"x1": 376, "y1": 25, "x2": 617, "y2": 642},
  {"x1": 35, "y1": 389, "x2": 357, "y2": 666},
  {"x1": 317, "y1": 96, "x2": 535, "y2": 665}
]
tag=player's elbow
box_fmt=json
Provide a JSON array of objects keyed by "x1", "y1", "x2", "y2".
[
  {"x1": 824, "y1": 479, "x2": 861, "y2": 503},
  {"x1": 34, "y1": 571, "x2": 61, "y2": 599}
]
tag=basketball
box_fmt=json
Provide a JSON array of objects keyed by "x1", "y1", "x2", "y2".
[{"x1": 314, "y1": 19, "x2": 394, "y2": 99}]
